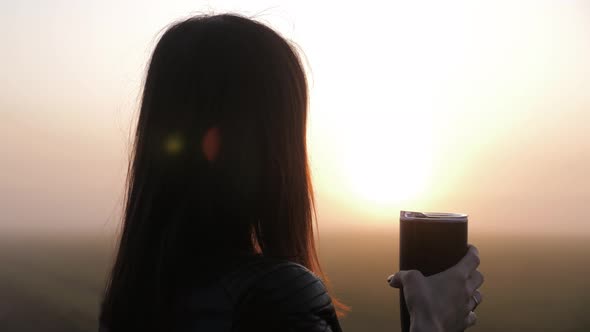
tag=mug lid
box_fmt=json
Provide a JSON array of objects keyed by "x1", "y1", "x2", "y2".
[{"x1": 400, "y1": 210, "x2": 468, "y2": 222}]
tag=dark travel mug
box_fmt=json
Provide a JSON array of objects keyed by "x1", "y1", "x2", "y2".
[{"x1": 399, "y1": 211, "x2": 468, "y2": 332}]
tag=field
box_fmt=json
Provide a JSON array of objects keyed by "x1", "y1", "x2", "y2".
[{"x1": 0, "y1": 229, "x2": 589, "y2": 332}]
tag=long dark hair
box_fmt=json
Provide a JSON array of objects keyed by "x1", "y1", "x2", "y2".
[{"x1": 100, "y1": 13, "x2": 347, "y2": 331}]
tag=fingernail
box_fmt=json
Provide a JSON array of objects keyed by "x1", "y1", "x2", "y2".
[{"x1": 387, "y1": 274, "x2": 394, "y2": 283}]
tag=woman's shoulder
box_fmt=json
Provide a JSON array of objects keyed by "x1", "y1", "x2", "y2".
[
  {"x1": 222, "y1": 255, "x2": 341, "y2": 331},
  {"x1": 222, "y1": 255, "x2": 325, "y2": 301}
]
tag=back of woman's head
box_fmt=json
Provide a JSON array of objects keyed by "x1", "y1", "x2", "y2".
[{"x1": 101, "y1": 14, "x2": 339, "y2": 331}]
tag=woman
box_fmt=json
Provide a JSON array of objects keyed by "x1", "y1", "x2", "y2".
[{"x1": 100, "y1": 13, "x2": 484, "y2": 332}]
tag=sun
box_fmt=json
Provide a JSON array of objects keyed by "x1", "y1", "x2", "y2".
[{"x1": 335, "y1": 109, "x2": 435, "y2": 215}]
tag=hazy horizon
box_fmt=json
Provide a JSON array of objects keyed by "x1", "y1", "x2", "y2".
[
  {"x1": 2, "y1": 230, "x2": 590, "y2": 332},
  {"x1": 1, "y1": 0, "x2": 589, "y2": 236}
]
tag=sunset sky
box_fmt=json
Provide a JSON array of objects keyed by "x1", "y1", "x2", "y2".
[{"x1": 1, "y1": 0, "x2": 589, "y2": 235}]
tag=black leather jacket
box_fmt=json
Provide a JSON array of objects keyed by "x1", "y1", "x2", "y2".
[{"x1": 99, "y1": 254, "x2": 343, "y2": 332}]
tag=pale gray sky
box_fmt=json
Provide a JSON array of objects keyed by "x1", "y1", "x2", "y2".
[{"x1": 1, "y1": 0, "x2": 589, "y2": 235}]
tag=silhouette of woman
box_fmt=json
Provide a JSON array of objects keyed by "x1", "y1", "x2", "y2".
[{"x1": 99, "y1": 14, "x2": 484, "y2": 332}]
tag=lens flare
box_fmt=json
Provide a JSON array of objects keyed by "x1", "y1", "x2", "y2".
[{"x1": 164, "y1": 134, "x2": 183, "y2": 155}]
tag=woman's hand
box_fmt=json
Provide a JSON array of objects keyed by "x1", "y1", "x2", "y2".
[{"x1": 388, "y1": 245, "x2": 484, "y2": 332}]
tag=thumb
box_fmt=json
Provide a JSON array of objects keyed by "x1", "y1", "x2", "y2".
[
  {"x1": 388, "y1": 270, "x2": 423, "y2": 288},
  {"x1": 388, "y1": 272, "x2": 403, "y2": 288}
]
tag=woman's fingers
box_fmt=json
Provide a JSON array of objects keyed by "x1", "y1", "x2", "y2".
[
  {"x1": 467, "y1": 289, "x2": 483, "y2": 311},
  {"x1": 464, "y1": 311, "x2": 477, "y2": 329},
  {"x1": 467, "y1": 270, "x2": 484, "y2": 293}
]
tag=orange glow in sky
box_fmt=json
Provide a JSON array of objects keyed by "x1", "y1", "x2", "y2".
[{"x1": 1, "y1": 0, "x2": 589, "y2": 235}]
